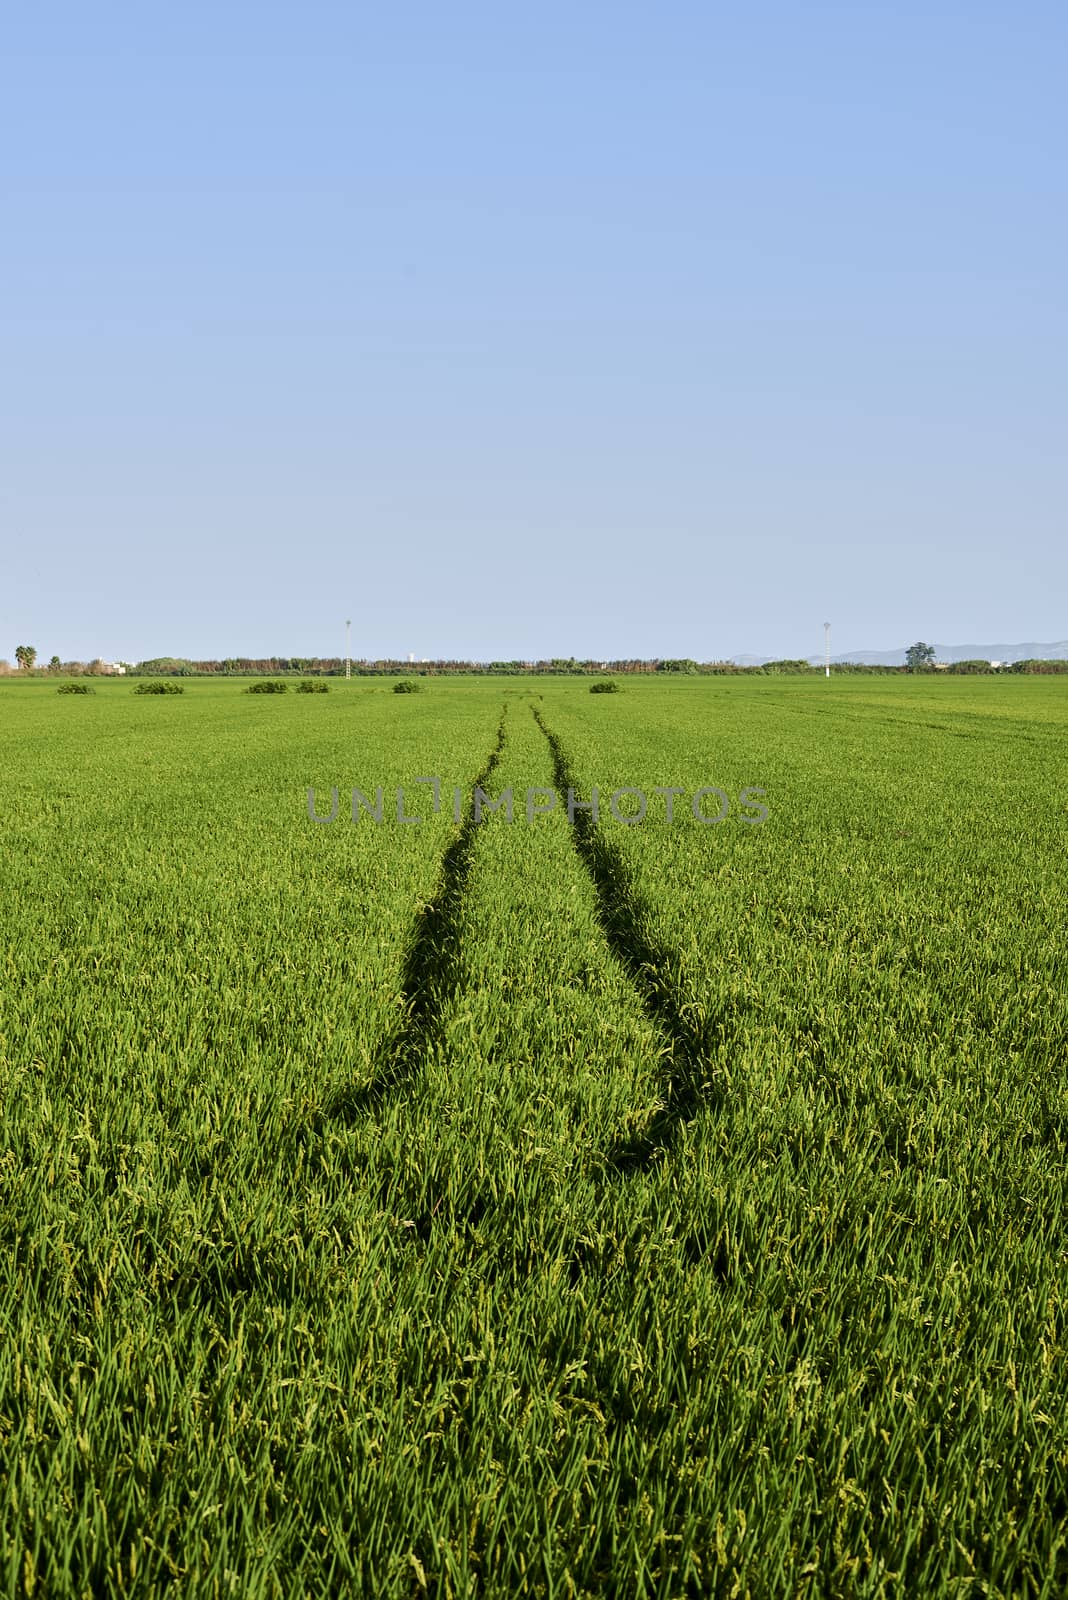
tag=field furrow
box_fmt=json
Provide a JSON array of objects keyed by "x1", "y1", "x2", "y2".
[{"x1": 531, "y1": 702, "x2": 732, "y2": 1170}]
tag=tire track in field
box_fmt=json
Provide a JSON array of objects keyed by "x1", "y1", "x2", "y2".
[
  {"x1": 531, "y1": 705, "x2": 732, "y2": 1172},
  {"x1": 328, "y1": 707, "x2": 508, "y2": 1117}
]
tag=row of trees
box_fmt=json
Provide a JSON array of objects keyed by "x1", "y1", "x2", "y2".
[
  {"x1": 6, "y1": 649, "x2": 119, "y2": 676},
  {"x1": 122, "y1": 656, "x2": 917, "y2": 677},
  {"x1": 9, "y1": 644, "x2": 1066, "y2": 677},
  {"x1": 903, "y1": 643, "x2": 1068, "y2": 673}
]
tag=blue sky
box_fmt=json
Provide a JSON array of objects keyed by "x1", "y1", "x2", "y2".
[{"x1": 3, "y1": 1, "x2": 1065, "y2": 662}]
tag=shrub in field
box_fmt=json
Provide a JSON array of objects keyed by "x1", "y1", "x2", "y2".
[
  {"x1": 134, "y1": 681, "x2": 185, "y2": 694},
  {"x1": 245, "y1": 681, "x2": 288, "y2": 694},
  {"x1": 297, "y1": 680, "x2": 329, "y2": 693},
  {"x1": 57, "y1": 682, "x2": 93, "y2": 694},
  {"x1": 589, "y1": 680, "x2": 620, "y2": 694},
  {"x1": 393, "y1": 679, "x2": 421, "y2": 694}
]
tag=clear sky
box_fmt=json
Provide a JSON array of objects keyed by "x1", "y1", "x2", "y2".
[{"x1": 3, "y1": 2, "x2": 1065, "y2": 663}]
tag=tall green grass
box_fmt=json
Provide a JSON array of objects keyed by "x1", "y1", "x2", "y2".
[{"x1": 0, "y1": 676, "x2": 1065, "y2": 1597}]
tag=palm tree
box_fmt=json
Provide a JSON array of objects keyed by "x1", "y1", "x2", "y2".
[
  {"x1": 48, "y1": 655, "x2": 61, "y2": 672},
  {"x1": 14, "y1": 644, "x2": 37, "y2": 672}
]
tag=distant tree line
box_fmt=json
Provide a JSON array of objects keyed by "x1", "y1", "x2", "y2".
[
  {"x1": 126, "y1": 655, "x2": 911, "y2": 677},
  {"x1": 6, "y1": 650, "x2": 1065, "y2": 678},
  {"x1": 0, "y1": 653, "x2": 123, "y2": 676},
  {"x1": 120, "y1": 654, "x2": 1068, "y2": 678}
]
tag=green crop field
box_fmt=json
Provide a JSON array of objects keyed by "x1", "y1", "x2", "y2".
[{"x1": 1, "y1": 675, "x2": 1066, "y2": 1598}]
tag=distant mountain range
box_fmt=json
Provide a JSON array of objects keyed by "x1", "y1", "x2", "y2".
[{"x1": 730, "y1": 642, "x2": 1068, "y2": 667}]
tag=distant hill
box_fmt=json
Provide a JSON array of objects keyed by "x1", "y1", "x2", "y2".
[{"x1": 731, "y1": 641, "x2": 1068, "y2": 667}]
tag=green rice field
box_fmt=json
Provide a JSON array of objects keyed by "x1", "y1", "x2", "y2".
[{"x1": 1, "y1": 674, "x2": 1066, "y2": 1597}]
